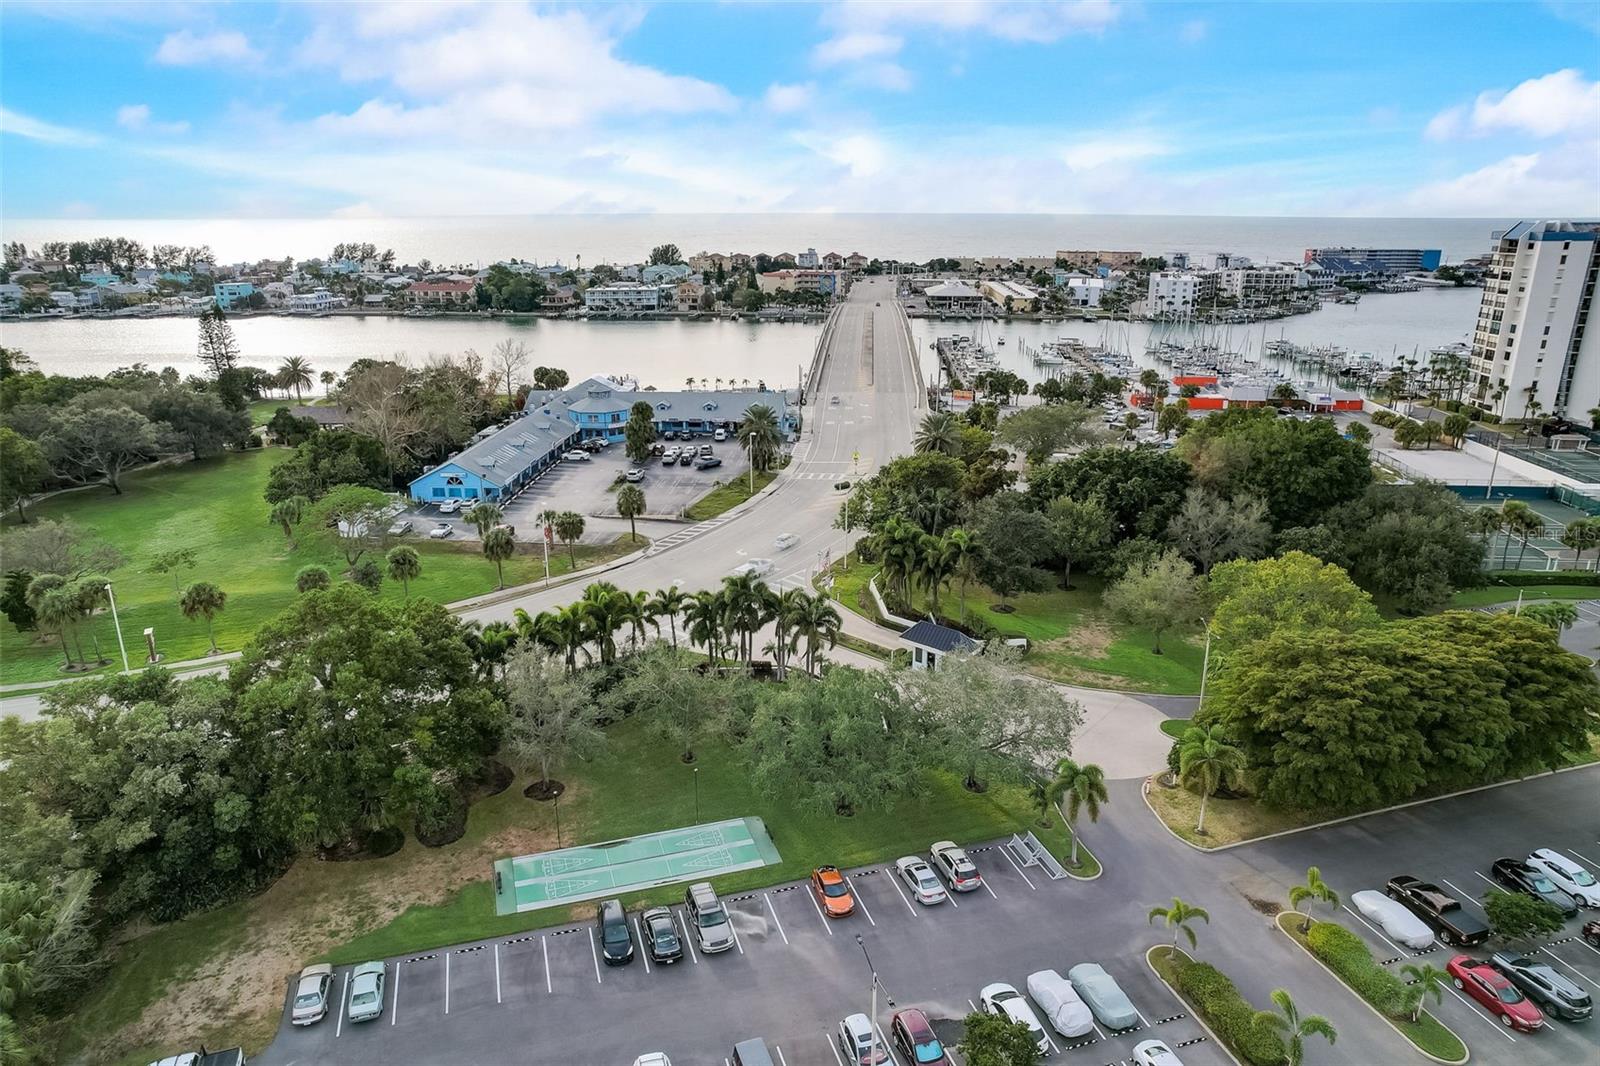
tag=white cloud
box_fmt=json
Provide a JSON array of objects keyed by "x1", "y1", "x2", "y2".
[
  {"x1": 764, "y1": 83, "x2": 816, "y2": 114},
  {"x1": 116, "y1": 103, "x2": 189, "y2": 134},
  {"x1": 1395, "y1": 143, "x2": 1600, "y2": 216},
  {"x1": 1061, "y1": 136, "x2": 1170, "y2": 171},
  {"x1": 1179, "y1": 19, "x2": 1208, "y2": 43},
  {"x1": 154, "y1": 29, "x2": 259, "y2": 66},
  {"x1": 812, "y1": 31, "x2": 902, "y2": 66},
  {"x1": 825, "y1": 0, "x2": 1121, "y2": 43},
  {"x1": 1426, "y1": 69, "x2": 1600, "y2": 139},
  {"x1": 1423, "y1": 104, "x2": 1465, "y2": 141},
  {"x1": 0, "y1": 107, "x2": 99, "y2": 146}
]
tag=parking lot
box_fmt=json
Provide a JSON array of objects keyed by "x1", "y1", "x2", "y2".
[{"x1": 260, "y1": 841, "x2": 1228, "y2": 1066}]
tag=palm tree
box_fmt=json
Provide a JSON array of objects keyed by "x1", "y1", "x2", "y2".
[
  {"x1": 1288, "y1": 866, "x2": 1339, "y2": 933},
  {"x1": 30, "y1": 577, "x2": 79, "y2": 667},
  {"x1": 1178, "y1": 724, "x2": 1246, "y2": 836},
  {"x1": 616, "y1": 484, "x2": 647, "y2": 542},
  {"x1": 1049, "y1": 758, "x2": 1108, "y2": 866},
  {"x1": 616, "y1": 589, "x2": 654, "y2": 652},
  {"x1": 914, "y1": 411, "x2": 962, "y2": 456},
  {"x1": 1253, "y1": 989, "x2": 1335, "y2": 1066},
  {"x1": 550, "y1": 604, "x2": 590, "y2": 671},
  {"x1": 789, "y1": 592, "x2": 841, "y2": 674},
  {"x1": 736, "y1": 403, "x2": 782, "y2": 493},
  {"x1": 911, "y1": 486, "x2": 957, "y2": 537},
  {"x1": 320, "y1": 369, "x2": 337, "y2": 393},
  {"x1": 685, "y1": 376, "x2": 696, "y2": 390},
  {"x1": 464, "y1": 502, "x2": 504, "y2": 540},
  {"x1": 580, "y1": 581, "x2": 627, "y2": 665},
  {"x1": 916, "y1": 533, "x2": 957, "y2": 616},
  {"x1": 1561, "y1": 517, "x2": 1600, "y2": 570},
  {"x1": 1470, "y1": 507, "x2": 1504, "y2": 567},
  {"x1": 279, "y1": 356, "x2": 313, "y2": 401},
  {"x1": 943, "y1": 528, "x2": 977, "y2": 622},
  {"x1": 482, "y1": 526, "x2": 516, "y2": 589},
  {"x1": 554, "y1": 510, "x2": 585, "y2": 568},
  {"x1": 685, "y1": 589, "x2": 726, "y2": 666},
  {"x1": 720, "y1": 572, "x2": 770, "y2": 666},
  {"x1": 469, "y1": 620, "x2": 516, "y2": 680},
  {"x1": 646, "y1": 586, "x2": 691, "y2": 649},
  {"x1": 513, "y1": 607, "x2": 564, "y2": 655},
  {"x1": 386, "y1": 545, "x2": 421, "y2": 600},
  {"x1": 769, "y1": 587, "x2": 810, "y2": 679},
  {"x1": 269, "y1": 495, "x2": 309, "y2": 547},
  {"x1": 1400, "y1": 963, "x2": 1448, "y2": 1022},
  {"x1": 1148, "y1": 896, "x2": 1210, "y2": 950},
  {"x1": 295, "y1": 565, "x2": 330, "y2": 593},
  {"x1": 1272, "y1": 381, "x2": 1299, "y2": 403},
  {"x1": 876, "y1": 516, "x2": 923, "y2": 605},
  {"x1": 179, "y1": 581, "x2": 227, "y2": 654},
  {"x1": 1504, "y1": 503, "x2": 1544, "y2": 570}
]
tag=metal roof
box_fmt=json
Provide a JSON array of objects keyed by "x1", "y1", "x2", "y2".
[{"x1": 900, "y1": 620, "x2": 980, "y2": 654}]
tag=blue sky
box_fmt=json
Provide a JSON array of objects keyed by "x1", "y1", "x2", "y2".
[{"x1": 2, "y1": 1, "x2": 1596, "y2": 218}]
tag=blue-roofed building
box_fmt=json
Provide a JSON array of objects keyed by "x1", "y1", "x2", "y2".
[
  {"x1": 526, "y1": 377, "x2": 796, "y2": 444},
  {"x1": 407, "y1": 407, "x2": 580, "y2": 505}
]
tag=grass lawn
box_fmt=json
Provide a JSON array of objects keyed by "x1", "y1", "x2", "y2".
[
  {"x1": 1276, "y1": 913, "x2": 1468, "y2": 1063},
  {"x1": 75, "y1": 713, "x2": 1095, "y2": 1064},
  {"x1": 1448, "y1": 584, "x2": 1600, "y2": 607},
  {"x1": 828, "y1": 560, "x2": 1203, "y2": 694},
  {"x1": 1143, "y1": 777, "x2": 1313, "y2": 848},
  {"x1": 1159, "y1": 718, "x2": 1190, "y2": 740},
  {"x1": 1, "y1": 450, "x2": 633, "y2": 685},
  {"x1": 683, "y1": 464, "x2": 782, "y2": 521}
]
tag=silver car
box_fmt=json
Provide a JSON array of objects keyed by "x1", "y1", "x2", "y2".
[
  {"x1": 347, "y1": 961, "x2": 385, "y2": 1023},
  {"x1": 684, "y1": 882, "x2": 735, "y2": 954},
  {"x1": 837, "y1": 1012, "x2": 888, "y2": 1065},
  {"x1": 290, "y1": 963, "x2": 333, "y2": 1025},
  {"x1": 895, "y1": 856, "x2": 948, "y2": 905}
]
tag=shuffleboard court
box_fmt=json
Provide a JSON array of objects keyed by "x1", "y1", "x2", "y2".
[{"x1": 492, "y1": 816, "x2": 782, "y2": 915}]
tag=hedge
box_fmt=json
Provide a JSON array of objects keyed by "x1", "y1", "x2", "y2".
[
  {"x1": 1481, "y1": 570, "x2": 1600, "y2": 587},
  {"x1": 1173, "y1": 957, "x2": 1287, "y2": 1066},
  {"x1": 1305, "y1": 921, "x2": 1409, "y2": 1017}
]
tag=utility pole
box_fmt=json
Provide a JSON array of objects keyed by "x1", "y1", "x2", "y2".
[
  {"x1": 104, "y1": 581, "x2": 130, "y2": 674},
  {"x1": 856, "y1": 934, "x2": 892, "y2": 1064}
]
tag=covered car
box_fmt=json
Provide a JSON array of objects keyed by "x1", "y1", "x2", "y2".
[
  {"x1": 1351, "y1": 889, "x2": 1436, "y2": 949},
  {"x1": 1026, "y1": 968, "x2": 1094, "y2": 1037},
  {"x1": 1066, "y1": 962, "x2": 1138, "y2": 1030}
]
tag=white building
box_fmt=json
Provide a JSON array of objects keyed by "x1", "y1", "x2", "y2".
[
  {"x1": 1062, "y1": 276, "x2": 1115, "y2": 307},
  {"x1": 262, "y1": 281, "x2": 297, "y2": 305},
  {"x1": 1469, "y1": 220, "x2": 1600, "y2": 420},
  {"x1": 1217, "y1": 265, "x2": 1303, "y2": 301},
  {"x1": 584, "y1": 282, "x2": 676, "y2": 312},
  {"x1": 1146, "y1": 271, "x2": 1217, "y2": 315},
  {"x1": 288, "y1": 289, "x2": 343, "y2": 313},
  {"x1": 796, "y1": 247, "x2": 819, "y2": 268}
]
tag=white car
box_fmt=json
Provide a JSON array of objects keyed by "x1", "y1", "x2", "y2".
[
  {"x1": 713, "y1": 428, "x2": 728, "y2": 441},
  {"x1": 437, "y1": 499, "x2": 461, "y2": 514},
  {"x1": 895, "y1": 856, "x2": 948, "y2": 905},
  {"x1": 631, "y1": 1056, "x2": 672, "y2": 1066},
  {"x1": 929, "y1": 841, "x2": 983, "y2": 892},
  {"x1": 625, "y1": 467, "x2": 645, "y2": 482},
  {"x1": 290, "y1": 963, "x2": 333, "y2": 1025},
  {"x1": 980, "y1": 982, "x2": 1050, "y2": 1055},
  {"x1": 1026, "y1": 969, "x2": 1094, "y2": 1038},
  {"x1": 731, "y1": 558, "x2": 774, "y2": 578},
  {"x1": 1528, "y1": 849, "x2": 1600, "y2": 908},
  {"x1": 563, "y1": 450, "x2": 591, "y2": 462},
  {"x1": 428, "y1": 523, "x2": 455, "y2": 540},
  {"x1": 774, "y1": 532, "x2": 800, "y2": 551},
  {"x1": 1351, "y1": 889, "x2": 1435, "y2": 949},
  {"x1": 1133, "y1": 1039, "x2": 1184, "y2": 1066},
  {"x1": 836, "y1": 1013, "x2": 887, "y2": 1065}
]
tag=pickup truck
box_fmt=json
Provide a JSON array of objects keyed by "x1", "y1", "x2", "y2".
[{"x1": 1385, "y1": 876, "x2": 1491, "y2": 946}]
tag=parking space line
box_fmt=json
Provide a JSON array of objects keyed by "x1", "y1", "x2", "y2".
[
  {"x1": 808, "y1": 888, "x2": 836, "y2": 934},
  {"x1": 1131, "y1": 1003, "x2": 1152, "y2": 1028},
  {"x1": 634, "y1": 917, "x2": 651, "y2": 974},
  {"x1": 543, "y1": 935, "x2": 552, "y2": 992},
  {"x1": 1540, "y1": 948, "x2": 1600, "y2": 990},
  {"x1": 678, "y1": 910, "x2": 700, "y2": 963},
  {"x1": 1568, "y1": 848, "x2": 1599, "y2": 868},
  {"x1": 774, "y1": 1044, "x2": 788, "y2": 1066},
  {"x1": 764, "y1": 893, "x2": 790, "y2": 945},
  {"x1": 391, "y1": 963, "x2": 400, "y2": 1026},
  {"x1": 1573, "y1": 937, "x2": 1600, "y2": 960},
  {"x1": 854, "y1": 886, "x2": 877, "y2": 927},
  {"x1": 997, "y1": 846, "x2": 1036, "y2": 890},
  {"x1": 1091, "y1": 1021, "x2": 1107, "y2": 1041},
  {"x1": 494, "y1": 944, "x2": 501, "y2": 1004},
  {"x1": 945, "y1": 889, "x2": 958, "y2": 909},
  {"x1": 978, "y1": 875, "x2": 999, "y2": 901},
  {"x1": 730, "y1": 916, "x2": 745, "y2": 955},
  {"x1": 1472, "y1": 871, "x2": 1498, "y2": 892},
  {"x1": 1441, "y1": 983, "x2": 1518, "y2": 1042},
  {"x1": 875, "y1": 1022, "x2": 907, "y2": 1066},
  {"x1": 883, "y1": 869, "x2": 919, "y2": 915},
  {"x1": 826, "y1": 1030, "x2": 847, "y2": 1066},
  {"x1": 1438, "y1": 878, "x2": 1477, "y2": 908},
  {"x1": 335, "y1": 971, "x2": 348, "y2": 1038},
  {"x1": 587, "y1": 926, "x2": 603, "y2": 984},
  {"x1": 444, "y1": 951, "x2": 450, "y2": 1014},
  {"x1": 1341, "y1": 904, "x2": 1405, "y2": 958}
]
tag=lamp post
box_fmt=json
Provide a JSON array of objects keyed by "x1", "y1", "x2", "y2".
[
  {"x1": 692, "y1": 766, "x2": 700, "y2": 823},
  {"x1": 856, "y1": 933, "x2": 891, "y2": 1063},
  {"x1": 104, "y1": 581, "x2": 130, "y2": 674},
  {"x1": 554, "y1": 790, "x2": 563, "y2": 848}
]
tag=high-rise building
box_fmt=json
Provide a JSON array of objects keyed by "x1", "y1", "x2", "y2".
[
  {"x1": 1303, "y1": 247, "x2": 1443, "y2": 272},
  {"x1": 1468, "y1": 220, "x2": 1600, "y2": 420}
]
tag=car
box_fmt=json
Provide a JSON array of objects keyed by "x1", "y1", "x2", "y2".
[
  {"x1": 895, "y1": 856, "x2": 948, "y2": 905},
  {"x1": 386, "y1": 519, "x2": 413, "y2": 536},
  {"x1": 774, "y1": 532, "x2": 800, "y2": 551},
  {"x1": 582, "y1": 437, "x2": 609, "y2": 451},
  {"x1": 649, "y1": 442, "x2": 666, "y2": 456},
  {"x1": 1027, "y1": 969, "x2": 1094, "y2": 1037},
  {"x1": 346, "y1": 961, "x2": 386, "y2": 1023},
  {"x1": 731, "y1": 558, "x2": 774, "y2": 578},
  {"x1": 625, "y1": 467, "x2": 645, "y2": 483},
  {"x1": 1527, "y1": 849, "x2": 1600, "y2": 908},
  {"x1": 929, "y1": 841, "x2": 983, "y2": 893},
  {"x1": 563, "y1": 449, "x2": 591, "y2": 462},
  {"x1": 1066, "y1": 962, "x2": 1139, "y2": 1030},
  {"x1": 1350, "y1": 889, "x2": 1435, "y2": 949},
  {"x1": 684, "y1": 882, "x2": 735, "y2": 953},
  {"x1": 1133, "y1": 1039, "x2": 1184, "y2": 1066},
  {"x1": 678, "y1": 450, "x2": 695, "y2": 466},
  {"x1": 812, "y1": 865, "x2": 856, "y2": 917},
  {"x1": 696, "y1": 455, "x2": 723, "y2": 470},
  {"x1": 437, "y1": 498, "x2": 461, "y2": 514},
  {"x1": 662, "y1": 429, "x2": 678, "y2": 440},
  {"x1": 290, "y1": 963, "x2": 333, "y2": 1025},
  {"x1": 731, "y1": 1039, "x2": 776, "y2": 1066},
  {"x1": 1492, "y1": 857, "x2": 1580, "y2": 916},
  {"x1": 890, "y1": 1008, "x2": 949, "y2": 1065},
  {"x1": 428, "y1": 523, "x2": 454, "y2": 539},
  {"x1": 837, "y1": 1013, "x2": 889, "y2": 1065},
  {"x1": 831, "y1": 395, "x2": 841, "y2": 405},
  {"x1": 1490, "y1": 951, "x2": 1593, "y2": 1021},
  {"x1": 662, "y1": 447, "x2": 680, "y2": 464},
  {"x1": 1586, "y1": 919, "x2": 1600, "y2": 947},
  {"x1": 835, "y1": 480, "x2": 852, "y2": 491},
  {"x1": 1385, "y1": 876, "x2": 1490, "y2": 946},
  {"x1": 699, "y1": 443, "x2": 715, "y2": 457},
  {"x1": 632, "y1": 1056, "x2": 672, "y2": 1066},
  {"x1": 641, "y1": 906, "x2": 683, "y2": 965},
  {"x1": 1447, "y1": 954, "x2": 1545, "y2": 1031},
  {"x1": 714, "y1": 428, "x2": 728, "y2": 442},
  {"x1": 597, "y1": 898, "x2": 634, "y2": 965},
  {"x1": 979, "y1": 982, "x2": 1050, "y2": 1056}
]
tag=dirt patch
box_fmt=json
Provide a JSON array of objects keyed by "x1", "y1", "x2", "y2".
[
  {"x1": 472, "y1": 759, "x2": 514, "y2": 799},
  {"x1": 1245, "y1": 895, "x2": 1284, "y2": 917},
  {"x1": 1042, "y1": 617, "x2": 1114, "y2": 660},
  {"x1": 523, "y1": 778, "x2": 565, "y2": 801}
]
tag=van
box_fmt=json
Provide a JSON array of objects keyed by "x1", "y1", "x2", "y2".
[
  {"x1": 684, "y1": 882, "x2": 735, "y2": 954},
  {"x1": 730, "y1": 1038, "x2": 775, "y2": 1066},
  {"x1": 713, "y1": 428, "x2": 728, "y2": 442}
]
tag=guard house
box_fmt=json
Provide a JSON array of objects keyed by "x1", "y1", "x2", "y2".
[
  {"x1": 900, "y1": 620, "x2": 979, "y2": 671},
  {"x1": 407, "y1": 409, "x2": 579, "y2": 505}
]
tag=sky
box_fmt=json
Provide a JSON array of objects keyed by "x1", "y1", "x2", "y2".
[{"x1": 2, "y1": 0, "x2": 1597, "y2": 219}]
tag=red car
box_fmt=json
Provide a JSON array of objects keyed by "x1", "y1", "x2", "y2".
[
  {"x1": 1447, "y1": 954, "x2": 1545, "y2": 1032},
  {"x1": 811, "y1": 866, "x2": 856, "y2": 918},
  {"x1": 890, "y1": 1008, "x2": 949, "y2": 1065}
]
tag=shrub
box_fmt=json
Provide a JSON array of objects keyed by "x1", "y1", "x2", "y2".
[
  {"x1": 1306, "y1": 920, "x2": 1410, "y2": 1017},
  {"x1": 1174, "y1": 958, "x2": 1287, "y2": 1066},
  {"x1": 1481, "y1": 569, "x2": 1600, "y2": 587}
]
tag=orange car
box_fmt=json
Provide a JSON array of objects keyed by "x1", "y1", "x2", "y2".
[{"x1": 811, "y1": 865, "x2": 856, "y2": 917}]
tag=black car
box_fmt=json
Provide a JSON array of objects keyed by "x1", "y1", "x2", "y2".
[
  {"x1": 1492, "y1": 857, "x2": 1581, "y2": 917},
  {"x1": 1585, "y1": 920, "x2": 1600, "y2": 948},
  {"x1": 1490, "y1": 952, "x2": 1593, "y2": 1021},
  {"x1": 597, "y1": 898, "x2": 634, "y2": 965},
  {"x1": 641, "y1": 906, "x2": 683, "y2": 964},
  {"x1": 696, "y1": 455, "x2": 723, "y2": 470},
  {"x1": 678, "y1": 450, "x2": 695, "y2": 466},
  {"x1": 1385, "y1": 876, "x2": 1491, "y2": 946},
  {"x1": 663, "y1": 430, "x2": 677, "y2": 440}
]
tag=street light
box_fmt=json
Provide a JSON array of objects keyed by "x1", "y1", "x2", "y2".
[
  {"x1": 692, "y1": 766, "x2": 700, "y2": 823},
  {"x1": 856, "y1": 933, "x2": 892, "y2": 1063},
  {"x1": 554, "y1": 789, "x2": 563, "y2": 848},
  {"x1": 104, "y1": 581, "x2": 130, "y2": 674}
]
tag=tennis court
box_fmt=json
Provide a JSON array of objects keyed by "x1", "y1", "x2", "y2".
[
  {"x1": 1470, "y1": 496, "x2": 1589, "y2": 570},
  {"x1": 492, "y1": 817, "x2": 782, "y2": 915}
]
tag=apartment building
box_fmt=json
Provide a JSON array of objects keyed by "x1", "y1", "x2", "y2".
[
  {"x1": 1468, "y1": 220, "x2": 1600, "y2": 420},
  {"x1": 1303, "y1": 246, "x2": 1442, "y2": 273},
  {"x1": 1218, "y1": 265, "x2": 1304, "y2": 302},
  {"x1": 584, "y1": 282, "x2": 677, "y2": 312},
  {"x1": 1145, "y1": 271, "x2": 1219, "y2": 314},
  {"x1": 1056, "y1": 249, "x2": 1141, "y2": 269}
]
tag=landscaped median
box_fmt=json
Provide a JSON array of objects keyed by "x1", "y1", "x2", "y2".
[
  {"x1": 682, "y1": 456, "x2": 788, "y2": 520},
  {"x1": 1144, "y1": 944, "x2": 1281, "y2": 1066},
  {"x1": 1275, "y1": 911, "x2": 1468, "y2": 1064}
]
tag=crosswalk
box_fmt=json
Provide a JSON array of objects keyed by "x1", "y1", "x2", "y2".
[{"x1": 642, "y1": 515, "x2": 734, "y2": 557}]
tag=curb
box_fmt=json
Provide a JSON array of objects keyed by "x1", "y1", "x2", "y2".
[
  {"x1": 1273, "y1": 912, "x2": 1469, "y2": 1065},
  {"x1": 1142, "y1": 945, "x2": 1244, "y2": 1066},
  {"x1": 1062, "y1": 837, "x2": 1103, "y2": 882},
  {"x1": 1141, "y1": 775, "x2": 1220, "y2": 854}
]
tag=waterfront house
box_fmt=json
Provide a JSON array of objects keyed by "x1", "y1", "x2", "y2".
[
  {"x1": 977, "y1": 279, "x2": 1039, "y2": 312},
  {"x1": 923, "y1": 280, "x2": 986, "y2": 313},
  {"x1": 541, "y1": 284, "x2": 580, "y2": 310},
  {"x1": 288, "y1": 289, "x2": 343, "y2": 313},
  {"x1": 756, "y1": 269, "x2": 848, "y2": 296},
  {"x1": 262, "y1": 281, "x2": 296, "y2": 305},
  {"x1": 81, "y1": 270, "x2": 120, "y2": 287},
  {"x1": 641, "y1": 263, "x2": 691, "y2": 284},
  {"x1": 846, "y1": 252, "x2": 869, "y2": 271},
  {"x1": 584, "y1": 282, "x2": 676, "y2": 312},
  {"x1": 0, "y1": 283, "x2": 23, "y2": 308},
  {"x1": 406, "y1": 280, "x2": 477, "y2": 308},
  {"x1": 212, "y1": 281, "x2": 256, "y2": 310},
  {"x1": 821, "y1": 252, "x2": 844, "y2": 269}
]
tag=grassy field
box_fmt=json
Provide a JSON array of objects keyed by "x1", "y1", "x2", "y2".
[
  {"x1": 74, "y1": 713, "x2": 1093, "y2": 1065},
  {"x1": 683, "y1": 466, "x2": 781, "y2": 520},
  {"x1": 828, "y1": 560, "x2": 1204, "y2": 694},
  {"x1": 1448, "y1": 584, "x2": 1600, "y2": 607},
  {"x1": 1159, "y1": 718, "x2": 1190, "y2": 740},
  {"x1": 1, "y1": 450, "x2": 632, "y2": 684}
]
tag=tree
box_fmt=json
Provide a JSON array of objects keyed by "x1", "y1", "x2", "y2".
[
  {"x1": 148, "y1": 387, "x2": 250, "y2": 458},
  {"x1": 2, "y1": 569, "x2": 37, "y2": 632},
  {"x1": 1104, "y1": 550, "x2": 1205, "y2": 654},
  {"x1": 28, "y1": 576, "x2": 80, "y2": 666},
  {"x1": 0, "y1": 427, "x2": 49, "y2": 522},
  {"x1": 1391, "y1": 418, "x2": 1424, "y2": 450},
  {"x1": 1288, "y1": 866, "x2": 1340, "y2": 933},
  {"x1": 1484, "y1": 888, "x2": 1568, "y2": 948},
  {"x1": 616, "y1": 484, "x2": 647, "y2": 542},
  {"x1": 1046, "y1": 497, "x2": 1112, "y2": 589},
  {"x1": 1471, "y1": 506, "x2": 1506, "y2": 566},
  {"x1": 340, "y1": 361, "x2": 423, "y2": 480},
  {"x1": 1442, "y1": 411, "x2": 1470, "y2": 447},
  {"x1": 646, "y1": 586, "x2": 690, "y2": 649},
  {"x1": 1148, "y1": 896, "x2": 1211, "y2": 950},
  {"x1": 1321, "y1": 484, "x2": 1485, "y2": 613},
  {"x1": 972, "y1": 496, "x2": 1053, "y2": 605},
  {"x1": 349, "y1": 558, "x2": 384, "y2": 592},
  {"x1": 1209, "y1": 552, "x2": 1380, "y2": 651},
  {"x1": 554, "y1": 510, "x2": 585, "y2": 568},
  {"x1": 195, "y1": 305, "x2": 240, "y2": 378},
  {"x1": 1165, "y1": 487, "x2": 1270, "y2": 575},
  {"x1": 958, "y1": 1009, "x2": 1040, "y2": 1066},
  {"x1": 1399, "y1": 963, "x2": 1448, "y2": 1022},
  {"x1": 943, "y1": 528, "x2": 980, "y2": 622},
  {"x1": 312, "y1": 484, "x2": 392, "y2": 566},
  {"x1": 1155, "y1": 401, "x2": 1191, "y2": 440},
  {"x1": 914, "y1": 411, "x2": 963, "y2": 456},
  {"x1": 386, "y1": 545, "x2": 421, "y2": 599},
  {"x1": 789, "y1": 590, "x2": 842, "y2": 674},
  {"x1": 1505, "y1": 504, "x2": 1544, "y2": 571},
  {"x1": 622, "y1": 400, "x2": 657, "y2": 463},
  {"x1": 1253, "y1": 989, "x2": 1336, "y2": 1066},
  {"x1": 648, "y1": 243, "x2": 682, "y2": 266},
  {"x1": 532, "y1": 366, "x2": 569, "y2": 391},
  {"x1": 1, "y1": 519, "x2": 123, "y2": 579},
  {"x1": 42, "y1": 401, "x2": 161, "y2": 494},
  {"x1": 278, "y1": 356, "x2": 313, "y2": 401},
  {"x1": 482, "y1": 525, "x2": 516, "y2": 588},
  {"x1": 296, "y1": 565, "x2": 331, "y2": 593},
  {"x1": 1520, "y1": 600, "x2": 1578, "y2": 632},
  {"x1": 263, "y1": 429, "x2": 389, "y2": 503},
  {"x1": 1026, "y1": 447, "x2": 1191, "y2": 542},
  {"x1": 179, "y1": 581, "x2": 227, "y2": 653},
  {"x1": 737, "y1": 403, "x2": 782, "y2": 492},
  {"x1": 460, "y1": 502, "x2": 502, "y2": 541},
  {"x1": 1047, "y1": 758, "x2": 1106, "y2": 866},
  {"x1": 1178, "y1": 725, "x2": 1245, "y2": 836},
  {"x1": 609, "y1": 643, "x2": 721, "y2": 763},
  {"x1": 269, "y1": 494, "x2": 309, "y2": 547},
  {"x1": 1560, "y1": 517, "x2": 1600, "y2": 570},
  {"x1": 994, "y1": 403, "x2": 1103, "y2": 464},
  {"x1": 502, "y1": 646, "x2": 605, "y2": 797}
]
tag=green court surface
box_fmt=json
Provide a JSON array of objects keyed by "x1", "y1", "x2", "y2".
[{"x1": 492, "y1": 817, "x2": 782, "y2": 915}]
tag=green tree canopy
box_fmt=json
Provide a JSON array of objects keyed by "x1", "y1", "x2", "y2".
[
  {"x1": 958, "y1": 1008, "x2": 1041, "y2": 1066},
  {"x1": 1208, "y1": 551, "x2": 1380, "y2": 652},
  {"x1": 1026, "y1": 447, "x2": 1191, "y2": 542},
  {"x1": 1103, "y1": 549, "x2": 1206, "y2": 654},
  {"x1": 994, "y1": 402, "x2": 1103, "y2": 464}
]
